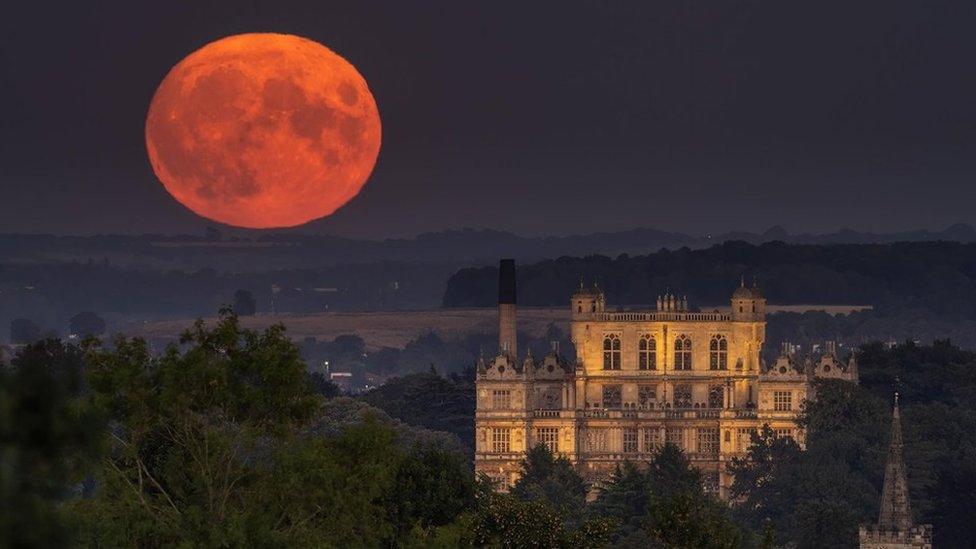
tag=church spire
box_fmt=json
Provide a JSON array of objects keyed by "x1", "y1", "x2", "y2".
[{"x1": 877, "y1": 392, "x2": 913, "y2": 532}]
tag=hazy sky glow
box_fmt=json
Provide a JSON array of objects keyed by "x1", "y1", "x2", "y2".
[{"x1": 3, "y1": 1, "x2": 976, "y2": 238}]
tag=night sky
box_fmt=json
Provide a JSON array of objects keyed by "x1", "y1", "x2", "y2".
[{"x1": 3, "y1": 1, "x2": 976, "y2": 238}]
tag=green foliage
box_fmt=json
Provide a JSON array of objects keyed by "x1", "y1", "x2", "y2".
[
  {"x1": 472, "y1": 490, "x2": 612, "y2": 549},
  {"x1": 731, "y1": 341, "x2": 976, "y2": 548},
  {"x1": 593, "y1": 444, "x2": 745, "y2": 548},
  {"x1": 510, "y1": 444, "x2": 588, "y2": 522},
  {"x1": 0, "y1": 340, "x2": 103, "y2": 547},
  {"x1": 360, "y1": 370, "x2": 475, "y2": 452}
]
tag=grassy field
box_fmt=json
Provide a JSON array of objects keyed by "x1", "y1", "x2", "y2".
[{"x1": 121, "y1": 304, "x2": 870, "y2": 351}]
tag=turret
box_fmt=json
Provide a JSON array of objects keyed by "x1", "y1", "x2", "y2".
[
  {"x1": 731, "y1": 277, "x2": 766, "y2": 321},
  {"x1": 571, "y1": 278, "x2": 605, "y2": 318},
  {"x1": 498, "y1": 259, "x2": 518, "y2": 359}
]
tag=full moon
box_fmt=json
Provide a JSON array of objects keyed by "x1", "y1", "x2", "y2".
[{"x1": 145, "y1": 33, "x2": 381, "y2": 228}]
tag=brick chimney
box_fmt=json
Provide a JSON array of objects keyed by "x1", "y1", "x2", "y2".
[{"x1": 498, "y1": 259, "x2": 517, "y2": 359}]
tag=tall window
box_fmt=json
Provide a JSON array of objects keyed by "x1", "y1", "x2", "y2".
[
  {"x1": 623, "y1": 428, "x2": 639, "y2": 453},
  {"x1": 492, "y1": 389, "x2": 511, "y2": 409},
  {"x1": 708, "y1": 385, "x2": 724, "y2": 409},
  {"x1": 642, "y1": 428, "x2": 660, "y2": 453},
  {"x1": 638, "y1": 385, "x2": 657, "y2": 409},
  {"x1": 603, "y1": 334, "x2": 621, "y2": 370},
  {"x1": 602, "y1": 384, "x2": 622, "y2": 409},
  {"x1": 709, "y1": 335, "x2": 728, "y2": 370},
  {"x1": 773, "y1": 391, "x2": 793, "y2": 411},
  {"x1": 638, "y1": 334, "x2": 657, "y2": 370},
  {"x1": 492, "y1": 428, "x2": 511, "y2": 452},
  {"x1": 698, "y1": 427, "x2": 720, "y2": 456},
  {"x1": 666, "y1": 427, "x2": 684, "y2": 450},
  {"x1": 535, "y1": 427, "x2": 559, "y2": 453},
  {"x1": 674, "y1": 335, "x2": 692, "y2": 370},
  {"x1": 673, "y1": 384, "x2": 692, "y2": 408}
]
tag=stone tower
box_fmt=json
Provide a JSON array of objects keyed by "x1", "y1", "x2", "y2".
[{"x1": 859, "y1": 394, "x2": 933, "y2": 548}]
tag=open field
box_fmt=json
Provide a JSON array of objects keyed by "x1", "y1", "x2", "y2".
[{"x1": 122, "y1": 304, "x2": 871, "y2": 350}]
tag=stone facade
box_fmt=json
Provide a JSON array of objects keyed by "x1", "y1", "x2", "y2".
[{"x1": 474, "y1": 260, "x2": 857, "y2": 498}]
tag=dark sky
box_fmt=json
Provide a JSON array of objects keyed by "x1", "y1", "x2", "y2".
[{"x1": 3, "y1": 1, "x2": 976, "y2": 238}]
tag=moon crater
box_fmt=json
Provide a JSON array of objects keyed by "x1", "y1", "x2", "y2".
[{"x1": 146, "y1": 33, "x2": 381, "y2": 228}]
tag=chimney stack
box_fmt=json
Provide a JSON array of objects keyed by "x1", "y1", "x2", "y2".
[{"x1": 498, "y1": 259, "x2": 517, "y2": 359}]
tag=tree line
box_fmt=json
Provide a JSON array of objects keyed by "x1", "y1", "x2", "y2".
[
  {"x1": 443, "y1": 241, "x2": 976, "y2": 317},
  {"x1": 3, "y1": 311, "x2": 974, "y2": 547}
]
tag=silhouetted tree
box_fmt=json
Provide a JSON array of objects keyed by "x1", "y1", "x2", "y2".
[
  {"x1": 9, "y1": 318, "x2": 42, "y2": 344},
  {"x1": 232, "y1": 289, "x2": 257, "y2": 316},
  {"x1": 69, "y1": 311, "x2": 106, "y2": 337}
]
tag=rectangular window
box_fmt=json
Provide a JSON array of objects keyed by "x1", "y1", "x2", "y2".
[
  {"x1": 492, "y1": 389, "x2": 511, "y2": 409},
  {"x1": 535, "y1": 427, "x2": 559, "y2": 453},
  {"x1": 585, "y1": 428, "x2": 608, "y2": 452},
  {"x1": 638, "y1": 385, "x2": 657, "y2": 409},
  {"x1": 623, "y1": 428, "x2": 639, "y2": 453},
  {"x1": 708, "y1": 385, "x2": 724, "y2": 409},
  {"x1": 775, "y1": 428, "x2": 794, "y2": 441},
  {"x1": 602, "y1": 384, "x2": 622, "y2": 409},
  {"x1": 491, "y1": 428, "x2": 511, "y2": 453},
  {"x1": 666, "y1": 427, "x2": 683, "y2": 450},
  {"x1": 642, "y1": 427, "x2": 660, "y2": 453},
  {"x1": 736, "y1": 428, "x2": 757, "y2": 452},
  {"x1": 773, "y1": 391, "x2": 793, "y2": 412},
  {"x1": 673, "y1": 384, "x2": 692, "y2": 409},
  {"x1": 698, "y1": 427, "x2": 720, "y2": 456}
]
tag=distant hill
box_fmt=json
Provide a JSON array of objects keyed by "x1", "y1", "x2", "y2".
[{"x1": 1, "y1": 223, "x2": 974, "y2": 271}]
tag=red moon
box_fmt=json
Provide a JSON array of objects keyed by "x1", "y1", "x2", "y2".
[{"x1": 145, "y1": 33, "x2": 381, "y2": 228}]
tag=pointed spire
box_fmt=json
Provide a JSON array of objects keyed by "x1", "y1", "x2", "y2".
[
  {"x1": 740, "y1": 275, "x2": 745, "y2": 287},
  {"x1": 877, "y1": 392, "x2": 913, "y2": 532}
]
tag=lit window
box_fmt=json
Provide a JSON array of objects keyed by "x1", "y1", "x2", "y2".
[
  {"x1": 603, "y1": 334, "x2": 621, "y2": 370},
  {"x1": 698, "y1": 427, "x2": 719, "y2": 456},
  {"x1": 492, "y1": 428, "x2": 511, "y2": 452},
  {"x1": 585, "y1": 428, "x2": 608, "y2": 452},
  {"x1": 703, "y1": 472, "x2": 720, "y2": 494},
  {"x1": 642, "y1": 428, "x2": 660, "y2": 453},
  {"x1": 737, "y1": 428, "x2": 757, "y2": 452},
  {"x1": 535, "y1": 427, "x2": 559, "y2": 453},
  {"x1": 623, "y1": 428, "x2": 639, "y2": 453},
  {"x1": 773, "y1": 391, "x2": 792, "y2": 411},
  {"x1": 774, "y1": 428, "x2": 794, "y2": 441},
  {"x1": 673, "y1": 384, "x2": 692, "y2": 408},
  {"x1": 638, "y1": 334, "x2": 657, "y2": 370},
  {"x1": 666, "y1": 427, "x2": 683, "y2": 449},
  {"x1": 709, "y1": 335, "x2": 728, "y2": 370},
  {"x1": 602, "y1": 384, "x2": 622, "y2": 409},
  {"x1": 674, "y1": 335, "x2": 692, "y2": 370},
  {"x1": 492, "y1": 389, "x2": 511, "y2": 409}
]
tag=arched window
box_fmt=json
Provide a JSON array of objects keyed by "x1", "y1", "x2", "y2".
[
  {"x1": 674, "y1": 335, "x2": 692, "y2": 370},
  {"x1": 603, "y1": 334, "x2": 621, "y2": 370},
  {"x1": 638, "y1": 334, "x2": 657, "y2": 370},
  {"x1": 709, "y1": 335, "x2": 728, "y2": 370}
]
